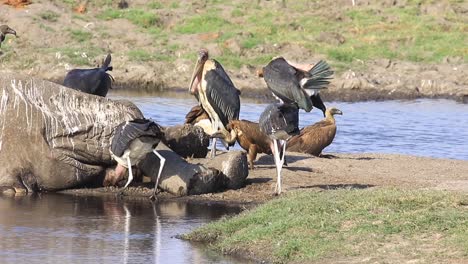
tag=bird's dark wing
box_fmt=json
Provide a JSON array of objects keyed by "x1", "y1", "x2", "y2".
[
  {"x1": 205, "y1": 61, "x2": 240, "y2": 126},
  {"x1": 111, "y1": 119, "x2": 164, "y2": 157},
  {"x1": 259, "y1": 103, "x2": 299, "y2": 140},
  {"x1": 263, "y1": 57, "x2": 312, "y2": 111},
  {"x1": 63, "y1": 68, "x2": 112, "y2": 96}
]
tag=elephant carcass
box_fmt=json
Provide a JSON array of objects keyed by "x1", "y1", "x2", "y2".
[{"x1": 0, "y1": 73, "x2": 142, "y2": 193}]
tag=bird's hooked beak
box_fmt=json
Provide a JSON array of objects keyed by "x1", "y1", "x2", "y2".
[
  {"x1": 7, "y1": 27, "x2": 17, "y2": 37},
  {"x1": 334, "y1": 109, "x2": 343, "y2": 115},
  {"x1": 189, "y1": 49, "x2": 208, "y2": 95},
  {"x1": 210, "y1": 129, "x2": 237, "y2": 145},
  {"x1": 311, "y1": 94, "x2": 327, "y2": 117}
]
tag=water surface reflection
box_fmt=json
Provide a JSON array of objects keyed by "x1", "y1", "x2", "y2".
[{"x1": 0, "y1": 195, "x2": 244, "y2": 264}]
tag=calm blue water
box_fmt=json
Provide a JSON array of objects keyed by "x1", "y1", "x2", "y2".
[{"x1": 114, "y1": 95, "x2": 468, "y2": 160}]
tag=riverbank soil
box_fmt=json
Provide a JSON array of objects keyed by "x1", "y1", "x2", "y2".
[
  {"x1": 0, "y1": 0, "x2": 467, "y2": 102},
  {"x1": 62, "y1": 152, "x2": 468, "y2": 205}
]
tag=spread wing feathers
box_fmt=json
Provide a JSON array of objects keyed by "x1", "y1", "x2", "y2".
[
  {"x1": 205, "y1": 67, "x2": 240, "y2": 127},
  {"x1": 263, "y1": 57, "x2": 312, "y2": 112},
  {"x1": 288, "y1": 119, "x2": 336, "y2": 155},
  {"x1": 301, "y1": 60, "x2": 334, "y2": 91},
  {"x1": 111, "y1": 119, "x2": 164, "y2": 157},
  {"x1": 185, "y1": 105, "x2": 207, "y2": 124},
  {"x1": 259, "y1": 103, "x2": 299, "y2": 140}
]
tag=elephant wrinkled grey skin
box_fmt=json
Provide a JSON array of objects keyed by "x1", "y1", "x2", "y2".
[
  {"x1": 0, "y1": 73, "x2": 143, "y2": 194},
  {"x1": 0, "y1": 73, "x2": 249, "y2": 196}
]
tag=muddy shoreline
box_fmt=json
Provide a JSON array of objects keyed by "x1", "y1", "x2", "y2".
[{"x1": 58, "y1": 152, "x2": 468, "y2": 206}]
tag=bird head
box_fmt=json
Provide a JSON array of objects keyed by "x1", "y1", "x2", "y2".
[
  {"x1": 327, "y1": 107, "x2": 343, "y2": 117},
  {"x1": 0, "y1": 25, "x2": 17, "y2": 37},
  {"x1": 189, "y1": 49, "x2": 209, "y2": 95}
]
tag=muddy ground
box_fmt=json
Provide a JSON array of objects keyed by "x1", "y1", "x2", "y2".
[
  {"x1": 0, "y1": 1, "x2": 467, "y2": 103},
  {"x1": 61, "y1": 152, "x2": 468, "y2": 206}
]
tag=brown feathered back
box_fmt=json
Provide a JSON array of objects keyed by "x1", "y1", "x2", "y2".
[
  {"x1": 230, "y1": 120, "x2": 272, "y2": 155},
  {"x1": 185, "y1": 105, "x2": 209, "y2": 124},
  {"x1": 287, "y1": 107, "x2": 342, "y2": 156}
]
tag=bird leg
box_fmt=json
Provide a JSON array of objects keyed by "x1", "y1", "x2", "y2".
[
  {"x1": 210, "y1": 137, "x2": 217, "y2": 158},
  {"x1": 119, "y1": 157, "x2": 134, "y2": 194},
  {"x1": 273, "y1": 139, "x2": 283, "y2": 195},
  {"x1": 150, "y1": 149, "x2": 166, "y2": 201}
]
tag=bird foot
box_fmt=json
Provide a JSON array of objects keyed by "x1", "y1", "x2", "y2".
[
  {"x1": 149, "y1": 194, "x2": 158, "y2": 201},
  {"x1": 149, "y1": 189, "x2": 161, "y2": 201}
]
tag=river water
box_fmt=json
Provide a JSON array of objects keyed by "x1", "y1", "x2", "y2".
[
  {"x1": 1, "y1": 95, "x2": 467, "y2": 264},
  {"x1": 0, "y1": 194, "x2": 246, "y2": 264},
  {"x1": 120, "y1": 95, "x2": 468, "y2": 160}
]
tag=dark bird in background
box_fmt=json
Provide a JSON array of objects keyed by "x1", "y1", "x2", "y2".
[
  {"x1": 288, "y1": 107, "x2": 343, "y2": 156},
  {"x1": 189, "y1": 49, "x2": 240, "y2": 158},
  {"x1": 109, "y1": 119, "x2": 165, "y2": 200},
  {"x1": 259, "y1": 103, "x2": 299, "y2": 195},
  {"x1": 118, "y1": 0, "x2": 129, "y2": 9},
  {"x1": 258, "y1": 57, "x2": 333, "y2": 116},
  {"x1": 63, "y1": 54, "x2": 114, "y2": 97},
  {"x1": 0, "y1": 25, "x2": 17, "y2": 48}
]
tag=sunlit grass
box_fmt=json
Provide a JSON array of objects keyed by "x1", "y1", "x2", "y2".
[
  {"x1": 50, "y1": 47, "x2": 105, "y2": 66},
  {"x1": 175, "y1": 14, "x2": 230, "y2": 34},
  {"x1": 185, "y1": 189, "x2": 468, "y2": 263},
  {"x1": 99, "y1": 8, "x2": 160, "y2": 28},
  {"x1": 69, "y1": 29, "x2": 92, "y2": 43}
]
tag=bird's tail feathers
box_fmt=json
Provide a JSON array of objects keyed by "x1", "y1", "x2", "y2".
[
  {"x1": 101, "y1": 54, "x2": 112, "y2": 71},
  {"x1": 302, "y1": 60, "x2": 333, "y2": 90}
]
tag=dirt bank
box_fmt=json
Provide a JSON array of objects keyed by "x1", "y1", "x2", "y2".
[
  {"x1": 0, "y1": 1, "x2": 467, "y2": 103},
  {"x1": 61, "y1": 152, "x2": 468, "y2": 205}
]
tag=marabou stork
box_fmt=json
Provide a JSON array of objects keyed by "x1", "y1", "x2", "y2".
[
  {"x1": 259, "y1": 57, "x2": 333, "y2": 116},
  {"x1": 259, "y1": 103, "x2": 299, "y2": 195},
  {"x1": 288, "y1": 107, "x2": 343, "y2": 156},
  {"x1": 63, "y1": 54, "x2": 113, "y2": 97},
  {"x1": 110, "y1": 119, "x2": 165, "y2": 199},
  {"x1": 0, "y1": 25, "x2": 17, "y2": 48},
  {"x1": 189, "y1": 49, "x2": 240, "y2": 158}
]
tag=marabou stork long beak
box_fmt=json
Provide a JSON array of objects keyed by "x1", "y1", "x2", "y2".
[{"x1": 189, "y1": 49, "x2": 209, "y2": 95}]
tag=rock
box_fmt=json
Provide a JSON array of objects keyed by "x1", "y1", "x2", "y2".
[
  {"x1": 196, "y1": 151, "x2": 249, "y2": 190},
  {"x1": 162, "y1": 124, "x2": 210, "y2": 158}
]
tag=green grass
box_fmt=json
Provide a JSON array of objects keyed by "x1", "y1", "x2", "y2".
[
  {"x1": 39, "y1": 10, "x2": 60, "y2": 22},
  {"x1": 168, "y1": 1, "x2": 466, "y2": 69},
  {"x1": 99, "y1": 8, "x2": 160, "y2": 28},
  {"x1": 184, "y1": 189, "x2": 468, "y2": 263},
  {"x1": 175, "y1": 14, "x2": 230, "y2": 34},
  {"x1": 69, "y1": 29, "x2": 92, "y2": 43},
  {"x1": 50, "y1": 47, "x2": 105, "y2": 66}
]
